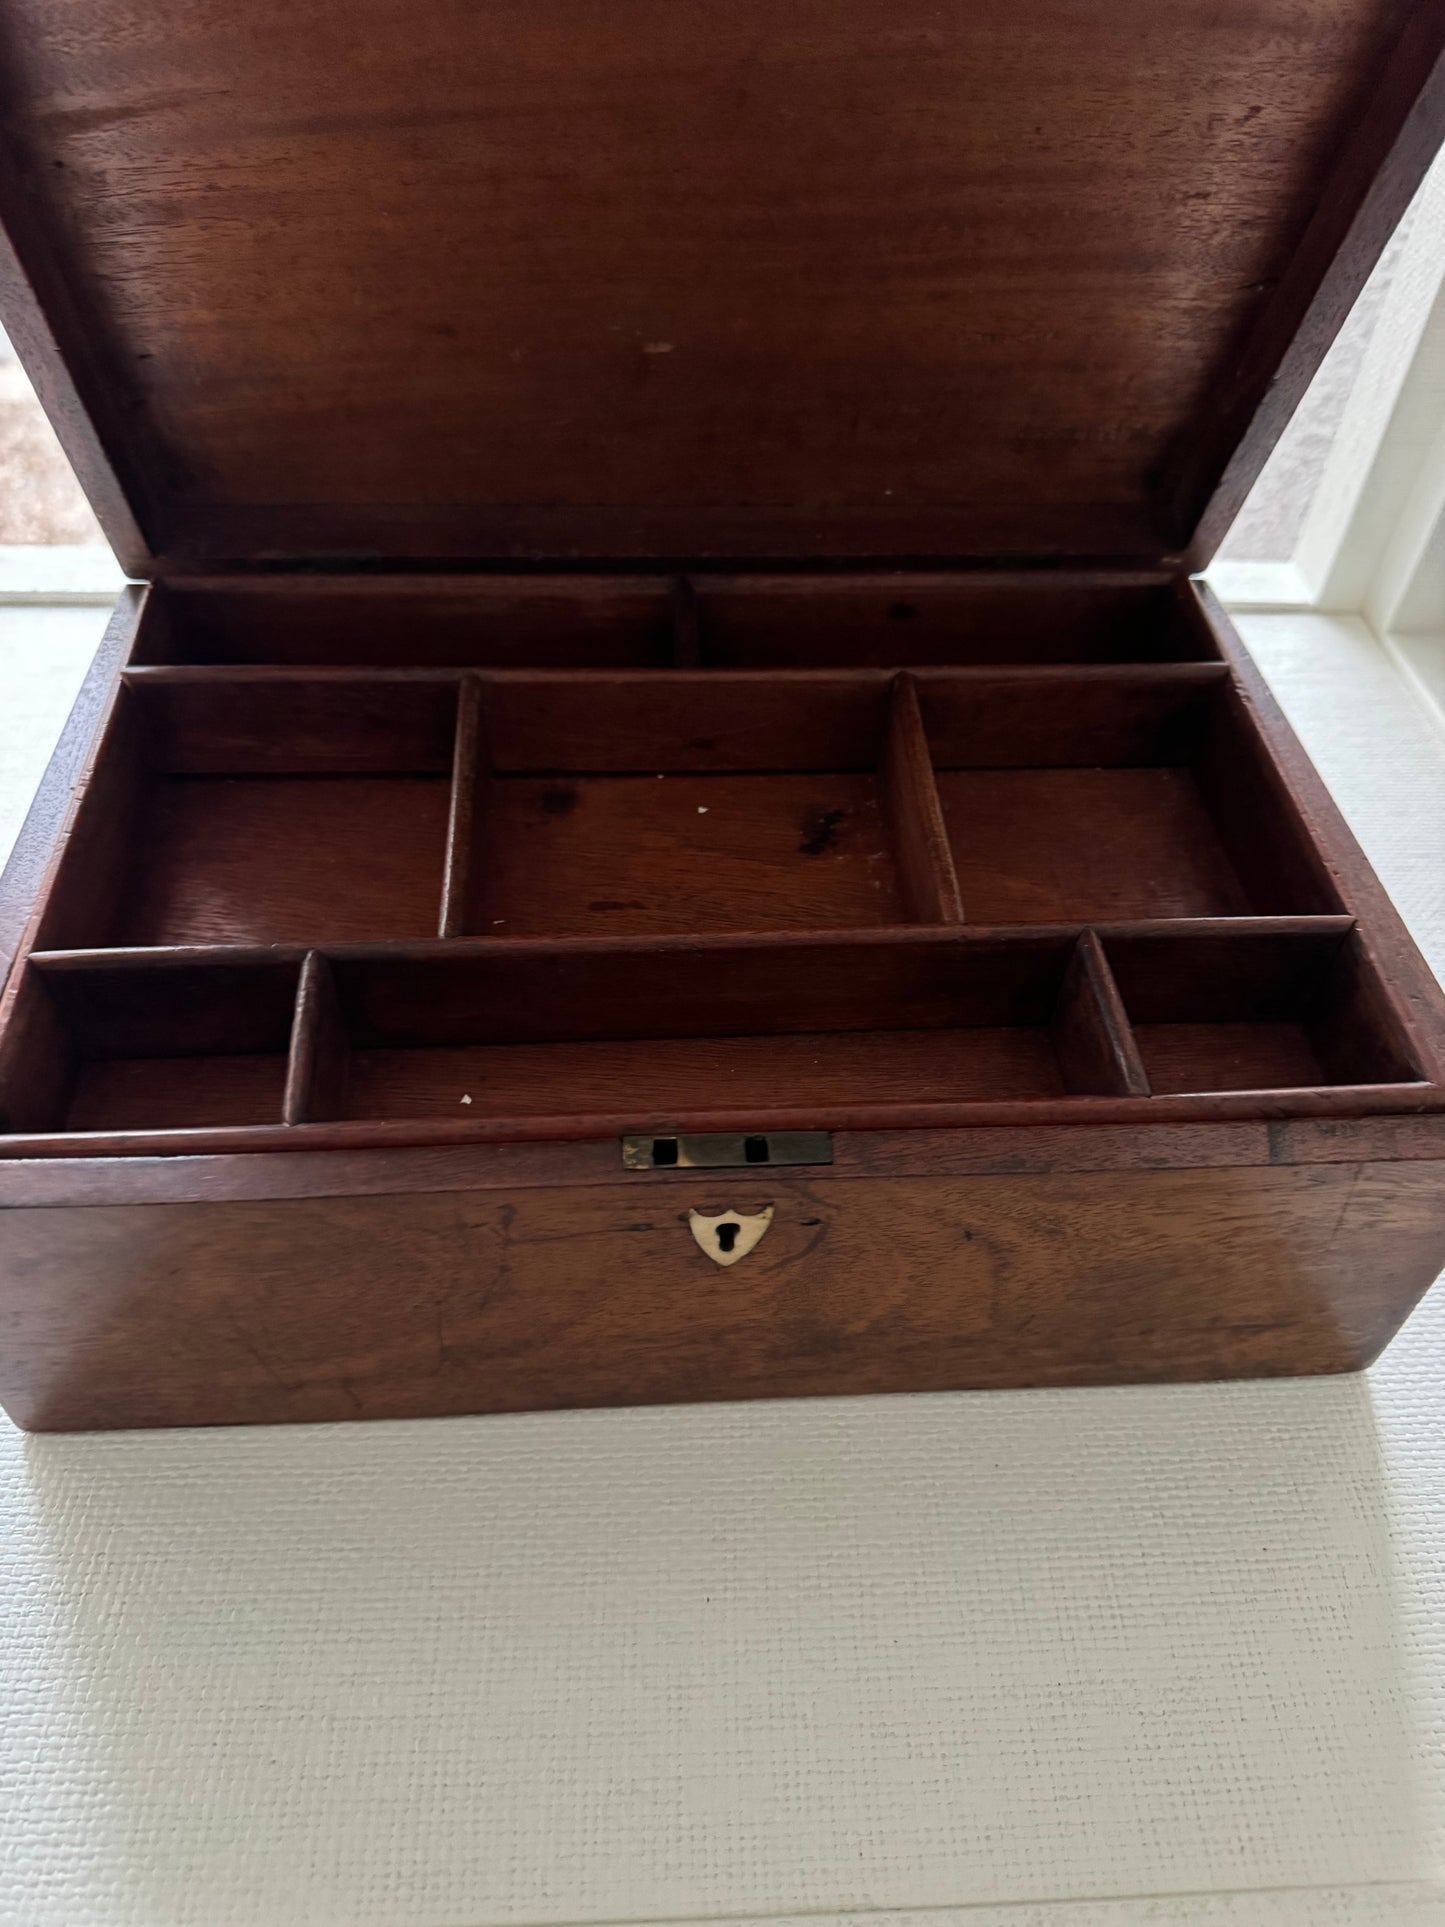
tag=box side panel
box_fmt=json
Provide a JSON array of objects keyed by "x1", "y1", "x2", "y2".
[
  {"x1": 2, "y1": 1160, "x2": 1442, "y2": 1430},
  {"x1": 1187, "y1": 579, "x2": 1445, "y2": 1078}
]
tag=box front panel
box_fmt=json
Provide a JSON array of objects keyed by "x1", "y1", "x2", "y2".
[{"x1": 3, "y1": 1159, "x2": 1444, "y2": 1430}]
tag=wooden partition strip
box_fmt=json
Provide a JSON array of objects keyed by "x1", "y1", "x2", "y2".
[
  {"x1": 283, "y1": 952, "x2": 351, "y2": 1124},
  {"x1": 880, "y1": 673, "x2": 964, "y2": 923},
  {"x1": 438, "y1": 676, "x2": 487, "y2": 939},
  {"x1": 1052, "y1": 930, "x2": 1150, "y2": 1097},
  {"x1": 3, "y1": 1077, "x2": 1441, "y2": 1162},
  {"x1": 910, "y1": 661, "x2": 1227, "y2": 767},
  {"x1": 670, "y1": 574, "x2": 703, "y2": 667},
  {"x1": 117, "y1": 666, "x2": 461, "y2": 774}
]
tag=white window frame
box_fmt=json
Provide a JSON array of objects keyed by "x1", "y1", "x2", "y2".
[{"x1": 1206, "y1": 146, "x2": 1445, "y2": 733}]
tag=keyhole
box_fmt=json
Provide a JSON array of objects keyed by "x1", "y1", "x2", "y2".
[{"x1": 716, "y1": 1222, "x2": 740, "y2": 1254}]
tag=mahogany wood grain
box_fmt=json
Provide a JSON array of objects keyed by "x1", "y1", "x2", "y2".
[
  {"x1": 37, "y1": 954, "x2": 299, "y2": 1064},
  {"x1": 1102, "y1": 922, "x2": 1350, "y2": 1022},
  {"x1": 321, "y1": 929, "x2": 1080, "y2": 1046},
  {"x1": 283, "y1": 954, "x2": 351, "y2": 1126},
  {"x1": 438, "y1": 677, "x2": 487, "y2": 940},
  {"x1": 28, "y1": 683, "x2": 151, "y2": 956},
  {"x1": 937, "y1": 767, "x2": 1255, "y2": 924},
  {"x1": 914, "y1": 665, "x2": 1225, "y2": 767},
  {"x1": 879, "y1": 674, "x2": 963, "y2": 923},
  {"x1": 690, "y1": 575, "x2": 1196, "y2": 666},
  {"x1": 1313, "y1": 925, "x2": 1426, "y2": 1086},
  {"x1": 342, "y1": 1027, "x2": 1070, "y2": 1122},
  {"x1": 0, "y1": 967, "x2": 72, "y2": 1135},
  {"x1": 1136, "y1": 1023, "x2": 1326, "y2": 1096},
  {"x1": 1107, "y1": 921, "x2": 1422, "y2": 1094},
  {"x1": 146, "y1": 574, "x2": 1202, "y2": 669},
  {"x1": 468, "y1": 771, "x2": 902, "y2": 937},
  {"x1": 3, "y1": 1159, "x2": 1443, "y2": 1430},
  {"x1": 121, "y1": 671, "x2": 459, "y2": 774},
  {"x1": 67, "y1": 1054, "x2": 287, "y2": 1133},
  {"x1": 1194, "y1": 686, "x2": 1344, "y2": 920},
  {"x1": 10, "y1": 1112, "x2": 1445, "y2": 1212},
  {"x1": 5, "y1": 1080, "x2": 1440, "y2": 1162},
  {"x1": 1052, "y1": 931, "x2": 1150, "y2": 1098},
  {"x1": 143, "y1": 577, "x2": 676, "y2": 668},
  {"x1": 116, "y1": 777, "x2": 453, "y2": 947},
  {"x1": 476, "y1": 671, "x2": 890, "y2": 774},
  {"x1": 0, "y1": 1, "x2": 1438, "y2": 564}
]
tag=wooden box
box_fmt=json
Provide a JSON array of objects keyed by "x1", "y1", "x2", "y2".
[{"x1": 2, "y1": 0, "x2": 1445, "y2": 1430}]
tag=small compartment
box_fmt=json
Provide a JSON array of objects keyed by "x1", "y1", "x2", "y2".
[
  {"x1": 133, "y1": 574, "x2": 1209, "y2": 671},
  {"x1": 920, "y1": 669, "x2": 1340, "y2": 923},
  {"x1": 139, "y1": 577, "x2": 676, "y2": 668},
  {"x1": 36, "y1": 674, "x2": 462, "y2": 950},
  {"x1": 0, "y1": 955, "x2": 299, "y2": 1135},
  {"x1": 451, "y1": 674, "x2": 915, "y2": 937},
  {"x1": 289, "y1": 931, "x2": 1145, "y2": 1128},
  {"x1": 1104, "y1": 926, "x2": 1424, "y2": 1094},
  {"x1": 690, "y1": 574, "x2": 1209, "y2": 667}
]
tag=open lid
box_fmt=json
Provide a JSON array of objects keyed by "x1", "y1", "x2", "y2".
[{"x1": 0, "y1": 0, "x2": 1442, "y2": 579}]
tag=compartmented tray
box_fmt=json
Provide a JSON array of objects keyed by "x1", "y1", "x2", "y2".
[{"x1": 0, "y1": 573, "x2": 1435, "y2": 1157}]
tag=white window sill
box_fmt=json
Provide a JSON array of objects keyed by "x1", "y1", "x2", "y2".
[{"x1": 0, "y1": 543, "x2": 125, "y2": 604}]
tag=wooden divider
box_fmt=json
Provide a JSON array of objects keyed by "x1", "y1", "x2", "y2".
[
  {"x1": 283, "y1": 953, "x2": 351, "y2": 1124},
  {"x1": 1051, "y1": 930, "x2": 1151, "y2": 1097},
  {"x1": 879, "y1": 674, "x2": 964, "y2": 922},
  {"x1": 438, "y1": 676, "x2": 487, "y2": 938}
]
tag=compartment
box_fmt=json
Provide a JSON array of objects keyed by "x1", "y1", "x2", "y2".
[
  {"x1": 0, "y1": 955, "x2": 300, "y2": 1134},
  {"x1": 1104, "y1": 926, "x2": 1423, "y2": 1094},
  {"x1": 300, "y1": 931, "x2": 1148, "y2": 1124},
  {"x1": 137, "y1": 577, "x2": 676, "y2": 669},
  {"x1": 446, "y1": 672, "x2": 945, "y2": 936},
  {"x1": 685, "y1": 574, "x2": 1208, "y2": 667},
  {"x1": 0, "y1": 932, "x2": 1147, "y2": 1142},
  {"x1": 36, "y1": 674, "x2": 463, "y2": 950},
  {"x1": 132, "y1": 573, "x2": 1213, "y2": 670},
  {"x1": 919, "y1": 669, "x2": 1340, "y2": 923}
]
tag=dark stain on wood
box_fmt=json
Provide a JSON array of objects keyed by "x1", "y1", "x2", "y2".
[{"x1": 799, "y1": 808, "x2": 847, "y2": 856}]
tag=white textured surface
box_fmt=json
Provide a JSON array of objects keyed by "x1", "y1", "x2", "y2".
[{"x1": 1, "y1": 611, "x2": 1444, "y2": 1926}]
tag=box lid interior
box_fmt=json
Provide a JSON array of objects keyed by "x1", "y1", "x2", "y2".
[{"x1": 0, "y1": 0, "x2": 1442, "y2": 579}]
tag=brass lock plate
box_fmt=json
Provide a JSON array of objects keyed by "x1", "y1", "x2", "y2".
[{"x1": 621, "y1": 1131, "x2": 833, "y2": 1170}]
